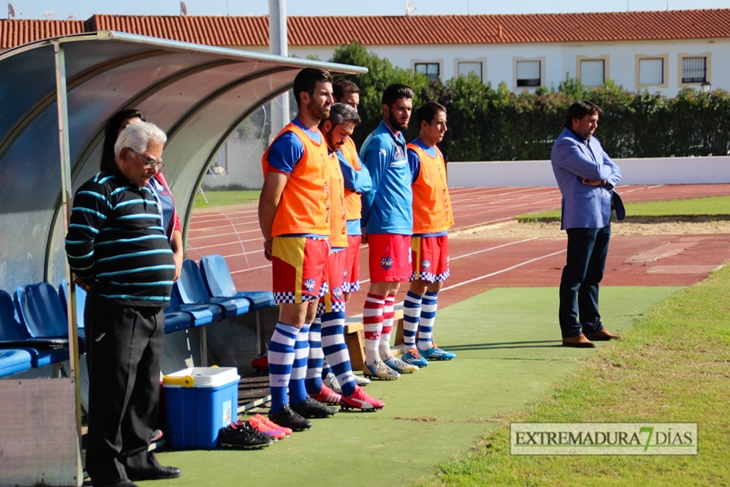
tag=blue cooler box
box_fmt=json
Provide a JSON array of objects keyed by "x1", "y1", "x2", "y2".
[{"x1": 163, "y1": 367, "x2": 240, "y2": 449}]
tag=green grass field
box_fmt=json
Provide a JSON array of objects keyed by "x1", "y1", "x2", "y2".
[
  {"x1": 151, "y1": 286, "x2": 679, "y2": 487},
  {"x1": 413, "y1": 264, "x2": 730, "y2": 487},
  {"x1": 194, "y1": 190, "x2": 261, "y2": 209},
  {"x1": 516, "y1": 195, "x2": 730, "y2": 222}
]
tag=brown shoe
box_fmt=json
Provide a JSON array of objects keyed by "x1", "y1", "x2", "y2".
[
  {"x1": 562, "y1": 334, "x2": 596, "y2": 348},
  {"x1": 584, "y1": 329, "x2": 621, "y2": 341}
]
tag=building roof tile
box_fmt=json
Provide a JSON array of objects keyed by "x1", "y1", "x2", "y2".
[
  {"x1": 0, "y1": 19, "x2": 85, "y2": 49},
  {"x1": 1, "y1": 9, "x2": 729, "y2": 50}
]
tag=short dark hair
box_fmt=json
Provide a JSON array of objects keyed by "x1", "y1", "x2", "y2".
[
  {"x1": 565, "y1": 100, "x2": 602, "y2": 128},
  {"x1": 101, "y1": 109, "x2": 145, "y2": 171},
  {"x1": 293, "y1": 68, "x2": 333, "y2": 108},
  {"x1": 415, "y1": 101, "x2": 446, "y2": 127},
  {"x1": 333, "y1": 79, "x2": 360, "y2": 102},
  {"x1": 326, "y1": 103, "x2": 361, "y2": 127},
  {"x1": 382, "y1": 84, "x2": 414, "y2": 107}
]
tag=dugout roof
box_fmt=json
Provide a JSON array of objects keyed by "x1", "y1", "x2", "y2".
[{"x1": 0, "y1": 30, "x2": 366, "y2": 292}]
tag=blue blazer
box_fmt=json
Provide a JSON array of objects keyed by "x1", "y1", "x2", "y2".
[{"x1": 550, "y1": 127, "x2": 622, "y2": 230}]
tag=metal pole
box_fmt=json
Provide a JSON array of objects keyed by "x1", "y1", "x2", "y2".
[
  {"x1": 53, "y1": 39, "x2": 83, "y2": 446},
  {"x1": 269, "y1": 0, "x2": 290, "y2": 140}
]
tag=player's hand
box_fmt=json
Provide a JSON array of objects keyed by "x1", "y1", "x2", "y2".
[
  {"x1": 263, "y1": 240, "x2": 273, "y2": 261},
  {"x1": 360, "y1": 231, "x2": 368, "y2": 245}
]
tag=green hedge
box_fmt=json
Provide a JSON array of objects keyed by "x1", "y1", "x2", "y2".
[{"x1": 331, "y1": 42, "x2": 730, "y2": 161}]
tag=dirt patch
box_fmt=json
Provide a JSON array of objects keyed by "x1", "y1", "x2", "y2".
[{"x1": 454, "y1": 220, "x2": 730, "y2": 240}]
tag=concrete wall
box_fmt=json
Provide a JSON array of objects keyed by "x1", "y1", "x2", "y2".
[{"x1": 448, "y1": 156, "x2": 730, "y2": 187}]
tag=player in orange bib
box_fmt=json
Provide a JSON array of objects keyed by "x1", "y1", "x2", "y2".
[
  {"x1": 401, "y1": 102, "x2": 457, "y2": 366},
  {"x1": 258, "y1": 68, "x2": 338, "y2": 432},
  {"x1": 304, "y1": 103, "x2": 385, "y2": 411}
]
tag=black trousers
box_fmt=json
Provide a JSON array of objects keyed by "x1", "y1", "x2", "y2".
[
  {"x1": 558, "y1": 225, "x2": 611, "y2": 338},
  {"x1": 84, "y1": 293, "x2": 164, "y2": 486}
]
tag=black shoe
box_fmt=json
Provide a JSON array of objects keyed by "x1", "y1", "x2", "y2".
[
  {"x1": 290, "y1": 396, "x2": 338, "y2": 418},
  {"x1": 268, "y1": 404, "x2": 312, "y2": 431},
  {"x1": 128, "y1": 465, "x2": 181, "y2": 481},
  {"x1": 98, "y1": 480, "x2": 139, "y2": 487},
  {"x1": 218, "y1": 421, "x2": 274, "y2": 449}
]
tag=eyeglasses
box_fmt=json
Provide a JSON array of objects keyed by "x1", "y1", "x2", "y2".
[{"x1": 128, "y1": 148, "x2": 164, "y2": 169}]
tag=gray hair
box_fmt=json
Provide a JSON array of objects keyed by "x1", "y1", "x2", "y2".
[
  {"x1": 114, "y1": 121, "x2": 167, "y2": 157},
  {"x1": 328, "y1": 103, "x2": 361, "y2": 126}
]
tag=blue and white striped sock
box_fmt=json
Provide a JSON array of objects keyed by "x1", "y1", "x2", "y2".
[
  {"x1": 305, "y1": 318, "x2": 324, "y2": 394},
  {"x1": 417, "y1": 292, "x2": 439, "y2": 351},
  {"x1": 403, "y1": 290, "x2": 423, "y2": 349},
  {"x1": 288, "y1": 324, "x2": 310, "y2": 405},
  {"x1": 321, "y1": 310, "x2": 357, "y2": 397},
  {"x1": 321, "y1": 360, "x2": 333, "y2": 379},
  {"x1": 268, "y1": 322, "x2": 298, "y2": 414}
]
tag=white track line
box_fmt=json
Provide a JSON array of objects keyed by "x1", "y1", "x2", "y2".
[
  {"x1": 441, "y1": 249, "x2": 566, "y2": 292},
  {"x1": 450, "y1": 237, "x2": 537, "y2": 261},
  {"x1": 230, "y1": 263, "x2": 271, "y2": 274},
  {"x1": 357, "y1": 237, "x2": 540, "y2": 286},
  {"x1": 188, "y1": 228, "x2": 261, "y2": 240}
]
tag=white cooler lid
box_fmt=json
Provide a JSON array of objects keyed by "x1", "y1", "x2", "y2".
[{"x1": 163, "y1": 367, "x2": 240, "y2": 388}]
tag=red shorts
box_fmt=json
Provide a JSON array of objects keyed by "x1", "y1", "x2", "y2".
[
  {"x1": 318, "y1": 249, "x2": 346, "y2": 314},
  {"x1": 411, "y1": 235, "x2": 450, "y2": 283},
  {"x1": 271, "y1": 236, "x2": 329, "y2": 304},
  {"x1": 368, "y1": 234, "x2": 411, "y2": 282},
  {"x1": 342, "y1": 235, "x2": 362, "y2": 293}
]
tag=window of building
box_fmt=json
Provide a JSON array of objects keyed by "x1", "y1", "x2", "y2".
[
  {"x1": 639, "y1": 59, "x2": 664, "y2": 85},
  {"x1": 580, "y1": 60, "x2": 605, "y2": 86},
  {"x1": 635, "y1": 54, "x2": 668, "y2": 89},
  {"x1": 516, "y1": 60, "x2": 541, "y2": 87},
  {"x1": 681, "y1": 56, "x2": 707, "y2": 83},
  {"x1": 415, "y1": 62, "x2": 440, "y2": 81},
  {"x1": 457, "y1": 61, "x2": 482, "y2": 82},
  {"x1": 639, "y1": 58, "x2": 664, "y2": 85}
]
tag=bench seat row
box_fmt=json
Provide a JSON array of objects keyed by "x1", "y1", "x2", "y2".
[{"x1": 0, "y1": 255, "x2": 274, "y2": 377}]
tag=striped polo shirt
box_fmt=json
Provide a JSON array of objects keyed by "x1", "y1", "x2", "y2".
[{"x1": 65, "y1": 168, "x2": 175, "y2": 306}]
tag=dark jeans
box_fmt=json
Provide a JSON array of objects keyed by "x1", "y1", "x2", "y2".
[
  {"x1": 559, "y1": 225, "x2": 611, "y2": 338},
  {"x1": 85, "y1": 293, "x2": 165, "y2": 486}
]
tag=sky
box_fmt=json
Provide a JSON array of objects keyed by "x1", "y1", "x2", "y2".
[{"x1": 5, "y1": 0, "x2": 728, "y2": 20}]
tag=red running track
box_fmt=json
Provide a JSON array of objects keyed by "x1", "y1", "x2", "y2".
[{"x1": 187, "y1": 184, "x2": 730, "y2": 315}]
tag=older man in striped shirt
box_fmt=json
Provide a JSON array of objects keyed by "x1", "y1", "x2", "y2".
[{"x1": 66, "y1": 121, "x2": 180, "y2": 487}]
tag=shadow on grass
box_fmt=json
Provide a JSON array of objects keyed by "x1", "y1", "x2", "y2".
[{"x1": 441, "y1": 340, "x2": 562, "y2": 350}]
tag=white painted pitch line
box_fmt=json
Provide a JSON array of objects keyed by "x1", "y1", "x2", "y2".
[{"x1": 441, "y1": 249, "x2": 566, "y2": 292}]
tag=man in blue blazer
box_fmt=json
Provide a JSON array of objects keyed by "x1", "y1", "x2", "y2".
[{"x1": 551, "y1": 100, "x2": 622, "y2": 348}]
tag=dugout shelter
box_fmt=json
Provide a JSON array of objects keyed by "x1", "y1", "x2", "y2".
[{"x1": 0, "y1": 30, "x2": 366, "y2": 487}]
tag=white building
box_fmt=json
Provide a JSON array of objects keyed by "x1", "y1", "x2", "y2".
[
  {"x1": 3, "y1": 10, "x2": 727, "y2": 188},
  {"x1": 87, "y1": 9, "x2": 730, "y2": 96}
]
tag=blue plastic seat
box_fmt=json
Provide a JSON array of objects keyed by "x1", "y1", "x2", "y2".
[
  {"x1": 14, "y1": 283, "x2": 69, "y2": 339},
  {"x1": 168, "y1": 287, "x2": 219, "y2": 327},
  {"x1": 0, "y1": 289, "x2": 69, "y2": 367},
  {"x1": 175, "y1": 259, "x2": 251, "y2": 318},
  {"x1": 199, "y1": 254, "x2": 275, "y2": 310},
  {"x1": 163, "y1": 292, "x2": 195, "y2": 333},
  {"x1": 0, "y1": 348, "x2": 32, "y2": 377}
]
